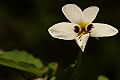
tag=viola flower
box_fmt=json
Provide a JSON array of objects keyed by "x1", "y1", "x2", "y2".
[{"x1": 48, "y1": 4, "x2": 118, "y2": 52}]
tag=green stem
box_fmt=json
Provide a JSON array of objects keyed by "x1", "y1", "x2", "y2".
[{"x1": 71, "y1": 52, "x2": 82, "y2": 80}]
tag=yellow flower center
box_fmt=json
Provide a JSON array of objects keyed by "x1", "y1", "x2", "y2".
[{"x1": 74, "y1": 22, "x2": 93, "y2": 38}]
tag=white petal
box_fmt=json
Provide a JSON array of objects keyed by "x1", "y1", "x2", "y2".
[
  {"x1": 90, "y1": 23, "x2": 118, "y2": 37},
  {"x1": 83, "y1": 6, "x2": 99, "y2": 23},
  {"x1": 62, "y1": 4, "x2": 84, "y2": 24},
  {"x1": 48, "y1": 22, "x2": 77, "y2": 40},
  {"x1": 75, "y1": 34, "x2": 89, "y2": 52},
  {"x1": 75, "y1": 37, "x2": 82, "y2": 48}
]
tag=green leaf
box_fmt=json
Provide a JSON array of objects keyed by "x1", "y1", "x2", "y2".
[
  {"x1": 0, "y1": 50, "x2": 47, "y2": 77},
  {"x1": 0, "y1": 50, "x2": 43, "y2": 68},
  {"x1": 44, "y1": 62, "x2": 58, "y2": 80},
  {"x1": 98, "y1": 75, "x2": 109, "y2": 80}
]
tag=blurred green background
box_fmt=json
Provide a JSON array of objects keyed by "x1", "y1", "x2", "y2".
[{"x1": 0, "y1": 0, "x2": 119, "y2": 80}]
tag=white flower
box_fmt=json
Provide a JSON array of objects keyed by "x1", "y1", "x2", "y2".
[{"x1": 48, "y1": 4, "x2": 118, "y2": 52}]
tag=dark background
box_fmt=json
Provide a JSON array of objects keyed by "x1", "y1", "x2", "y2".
[{"x1": 0, "y1": 0, "x2": 120, "y2": 80}]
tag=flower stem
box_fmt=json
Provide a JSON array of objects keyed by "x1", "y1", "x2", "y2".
[{"x1": 71, "y1": 51, "x2": 82, "y2": 80}]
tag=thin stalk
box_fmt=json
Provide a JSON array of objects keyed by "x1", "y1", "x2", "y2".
[{"x1": 71, "y1": 52, "x2": 82, "y2": 80}]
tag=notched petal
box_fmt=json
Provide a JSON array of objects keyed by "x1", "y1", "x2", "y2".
[
  {"x1": 83, "y1": 6, "x2": 99, "y2": 23},
  {"x1": 62, "y1": 4, "x2": 84, "y2": 24}
]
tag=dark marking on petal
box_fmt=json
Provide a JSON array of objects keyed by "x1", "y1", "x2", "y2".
[
  {"x1": 74, "y1": 26, "x2": 79, "y2": 33},
  {"x1": 82, "y1": 28, "x2": 85, "y2": 31},
  {"x1": 80, "y1": 38, "x2": 82, "y2": 41},
  {"x1": 87, "y1": 24, "x2": 94, "y2": 31}
]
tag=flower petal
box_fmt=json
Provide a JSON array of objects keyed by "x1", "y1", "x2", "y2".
[
  {"x1": 48, "y1": 22, "x2": 77, "y2": 40},
  {"x1": 62, "y1": 4, "x2": 84, "y2": 24},
  {"x1": 75, "y1": 37, "x2": 82, "y2": 49},
  {"x1": 90, "y1": 23, "x2": 118, "y2": 37},
  {"x1": 83, "y1": 6, "x2": 99, "y2": 23},
  {"x1": 75, "y1": 34, "x2": 89, "y2": 52}
]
